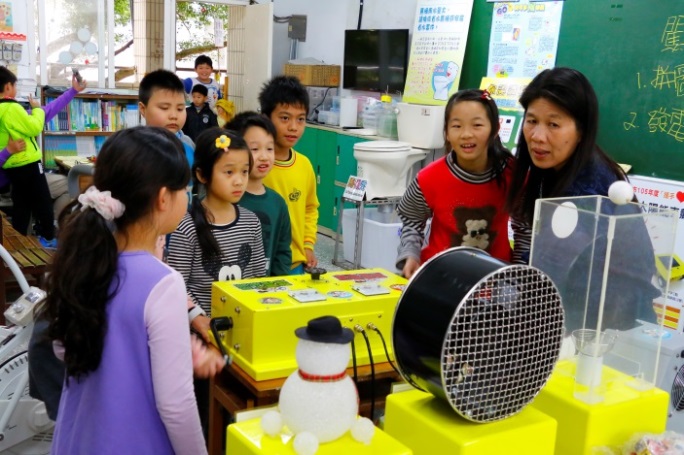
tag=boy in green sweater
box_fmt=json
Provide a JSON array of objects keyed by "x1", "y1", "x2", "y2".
[{"x1": 227, "y1": 112, "x2": 292, "y2": 276}]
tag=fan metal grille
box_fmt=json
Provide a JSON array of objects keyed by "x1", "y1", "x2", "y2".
[
  {"x1": 671, "y1": 364, "x2": 684, "y2": 412},
  {"x1": 442, "y1": 265, "x2": 564, "y2": 422}
]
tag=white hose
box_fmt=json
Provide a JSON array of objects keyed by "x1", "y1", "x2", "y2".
[{"x1": 0, "y1": 244, "x2": 30, "y2": 293}]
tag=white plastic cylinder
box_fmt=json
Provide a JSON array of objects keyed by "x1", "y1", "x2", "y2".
[
  {"x1": 576, "y1": 352, "x2": 604, "y2": 387},
  {"x1": 339, "y1": 98, "x2": 358, "y2": 127}
]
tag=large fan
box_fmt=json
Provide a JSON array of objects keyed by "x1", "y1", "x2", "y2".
[{"x1": 392, "y1": 247, "x2": 565, "y2": 422}]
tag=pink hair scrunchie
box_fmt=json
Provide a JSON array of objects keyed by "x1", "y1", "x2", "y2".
[{"x1": 78, "y1": 186, "x2": 126, "y2": 221}]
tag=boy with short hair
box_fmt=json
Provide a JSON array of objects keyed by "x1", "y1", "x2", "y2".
[
  {"x1": 183, "y1": 55, "x2": 222, "y2": 113},
  {"x1": 138, "y1": 69, "x2": 194, "y2": 168},
  {"x1": 182, "y1": 84, "x2": 218, "y2": 142},
  {"x1": 226, "y1": 111, "x2": 292, "y2": 276},
  {"x1": 258, "y1": 76, "x2": 319, "y2": 274}
]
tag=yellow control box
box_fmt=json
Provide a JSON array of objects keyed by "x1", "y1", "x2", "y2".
[
  {"x1": 212, "y1": 269, "x2": 406, "y2": 381},
  {"x1": 383, "y1": 389, "x2": 557, "y2": 454},
  {"x1": 530, "y1": 360, "x2": 668, "y2": 455}
]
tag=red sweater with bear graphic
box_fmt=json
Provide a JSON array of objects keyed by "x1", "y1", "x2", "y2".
[{"x1": 396, "y1": 153, "x2": 513, "y2": 268}]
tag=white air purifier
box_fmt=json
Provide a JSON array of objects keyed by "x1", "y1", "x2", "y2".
[{"x1": 610, "y1": 321, "x2": 684, "y2": 432}]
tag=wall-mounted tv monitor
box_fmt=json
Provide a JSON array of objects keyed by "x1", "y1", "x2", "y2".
[{"x1": 343, "y1": 29, "x2": 410, "y2": 93}]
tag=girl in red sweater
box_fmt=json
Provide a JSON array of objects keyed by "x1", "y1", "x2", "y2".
[{"x1": 396, "y1": 89, "x2": 514, "y2": 278}]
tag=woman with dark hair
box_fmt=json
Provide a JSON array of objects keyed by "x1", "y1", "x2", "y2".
[
  {"x1": 506, "y1": 67, "x2": 628, "y2": 264},
  {"x1": 507, "y1": 67, "x2": 659, "y2": 332},
  {"x1": 42, "y1": 127, "x2": 224, "y2": 454},
  {"x1": 396, "y1": 88, "x2": 514, "y2": 278}
]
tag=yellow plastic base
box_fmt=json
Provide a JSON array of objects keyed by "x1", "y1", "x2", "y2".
[
  {"x1": 226, "y1": 417, "x2": 412, "y2": 455},
  {"x1": 530, "y1": 360, "x2": 668, "y2": 455},
  {"x1": 383, "y1": 389, "x2": 557, "y2": 455}
]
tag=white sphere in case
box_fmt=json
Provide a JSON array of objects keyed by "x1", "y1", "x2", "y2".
[{"x1": 608, "y1": 180, "x2": 634, "y2": 205}]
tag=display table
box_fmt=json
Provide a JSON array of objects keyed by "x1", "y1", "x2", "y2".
[
  {"x1": 53, "y1": 155, "x2": 92, "y2": 169},
  {"x1": 383, "y1": 389, "x2": 557, "y2": 455},
  {"x1": 530, "y1": 360, "x2": 668, "y2": 455},
  {"x1": 209, "y1": 361, "x2": 401, "y2": 455},
  {"x1": 226, "y1": 416, "x2": 412, "y2": 455}
]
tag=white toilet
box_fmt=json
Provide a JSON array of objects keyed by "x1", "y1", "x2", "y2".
[{"x1": 353, "y1": 102, "x2": 445, "y2": 200}]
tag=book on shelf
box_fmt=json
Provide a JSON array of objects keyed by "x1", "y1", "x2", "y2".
[{"x1": 43, "y1": 96, "x2": 139, "y2": 133}]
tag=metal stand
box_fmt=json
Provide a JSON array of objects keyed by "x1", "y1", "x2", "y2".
[{"x1": 332, "y1": 196, "x2": 401, "y2": 270}]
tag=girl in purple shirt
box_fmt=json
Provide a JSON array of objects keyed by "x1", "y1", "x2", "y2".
[{"x1": 40, "y1": 127, "x2": 222, "y2": 454}]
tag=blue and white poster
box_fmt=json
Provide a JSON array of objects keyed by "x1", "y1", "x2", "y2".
[{"x1": 487, "y1": 0, "x2": 564, "y2": 78}]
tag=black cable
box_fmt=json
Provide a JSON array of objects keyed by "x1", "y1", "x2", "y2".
[
  {"x1": 357, "y1": 0, "x2": 364, "y2": 30},
  {"x1": 350, "y1": 336, "x2": 358, "y2": 385},
  {"x1": 369, "y1": 324, "x2": 401, "y2": 376},
  {"x1": 357, "y1": 326, "x2": 375, "y2": 422},
  {"x1": 307, "y1": 87, "x2": 331, "y2": 122}
]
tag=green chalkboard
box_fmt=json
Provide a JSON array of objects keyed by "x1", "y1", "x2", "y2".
[{"x1": 459, "y1": 1, "x2": 684, "y2": 181}]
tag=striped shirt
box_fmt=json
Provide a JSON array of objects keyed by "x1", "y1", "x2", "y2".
[{"x1": 167, "y1": 207, "x2": 267, "y2": 315}]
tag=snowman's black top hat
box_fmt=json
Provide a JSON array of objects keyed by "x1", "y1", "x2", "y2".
[{"x1": 295, "y1": 315, "x2": 354, "y2": 344}]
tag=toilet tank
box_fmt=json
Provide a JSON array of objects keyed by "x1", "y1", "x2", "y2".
[{"x1": 396, "y1": 102, "x2": 446, "y2": 150}]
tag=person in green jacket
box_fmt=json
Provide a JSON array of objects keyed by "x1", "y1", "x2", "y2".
[{"x1": 0, "y1": 67, "x2": 67, "y2": 247}]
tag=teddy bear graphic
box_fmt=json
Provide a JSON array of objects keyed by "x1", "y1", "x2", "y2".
[
  {"x1": 463, "y1": 219, "x2": 490, "y2": 249},
  {"x1": 453, "y1": 206, "x2": 497, "y2": 252}
]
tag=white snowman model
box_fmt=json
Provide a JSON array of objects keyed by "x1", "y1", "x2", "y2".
[{"x1": 261, "y1": 316, "x2": 375, "y2": 455}]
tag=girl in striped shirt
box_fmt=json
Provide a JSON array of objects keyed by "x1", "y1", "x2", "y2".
[
  {"x1": 167, "y1": 127, "x2": 266, "y2": 434},
  {"x1": 168, "y1": 128, "x2": 267, "y2": 323}
]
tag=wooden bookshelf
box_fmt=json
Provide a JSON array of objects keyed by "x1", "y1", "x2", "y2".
[
  {"x1": 40, "y1": 87, "x2": 140, "y2": 169},
  {"x1": 44, "y1": 131, "x2": 118, "y2": 137}
]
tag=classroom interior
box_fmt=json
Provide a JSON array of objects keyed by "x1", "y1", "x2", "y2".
[{"x1": 1, "y1": 0, "x2": 684, "y2": 454}]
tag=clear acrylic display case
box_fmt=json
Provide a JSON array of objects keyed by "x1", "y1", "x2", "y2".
[{"x1": 530, "y1": 195, "x2": 678, "y2": 402}]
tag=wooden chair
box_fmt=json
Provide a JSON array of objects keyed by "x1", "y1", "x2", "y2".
[{"x1": 0, "y1": 213, "x2": 54, "y2": 322}]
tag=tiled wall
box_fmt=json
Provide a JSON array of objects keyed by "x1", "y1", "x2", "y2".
[{"x1": 133, "y1": 0, "x2": 164, "y2": 76}]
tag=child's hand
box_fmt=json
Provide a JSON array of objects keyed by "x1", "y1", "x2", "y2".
[
  {"x1": 191, "y1": 314, "x2": 211, "y2": 343},
  {"x1": 305, "y1": 249, "x2": 318, "y2": 268},
  {"x1": 72, "y1": 74, "x2": 87, "y2": 92},
  {"x1": 27, "y1": 94, "x2": 40, "y2": 109},
  {"x1": 6, "y1": 138, "x2": 26, "y2": 154},
  {"x1": 402, "y1": 257, "x2": 421, "y2": 279},
  {"x1": 191, "y1": 335, "x2": 226, "y2": 378}
]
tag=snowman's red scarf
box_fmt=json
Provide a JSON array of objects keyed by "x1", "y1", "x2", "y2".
[{"x1": 298, "y1": 369, "x2": 347, "y2": 382}]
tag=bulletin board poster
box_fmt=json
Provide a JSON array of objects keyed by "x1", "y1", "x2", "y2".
[
  {"x1": 487, "y1": 1, "x2": 564, "y2": 78},
  {"x1": 403, "y1": 0, "x2": 474, "y2": 106},
  {"x1": 630, "y1": 175, "x2": 684, "y2": 331},
  {"x1": 479, "y1": 77, "x2": 530, "y2": 153}
]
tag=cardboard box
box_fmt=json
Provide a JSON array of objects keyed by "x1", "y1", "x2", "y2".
[{"x1": 283, "y1": 63, "x2": 341, "y2": 87}]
